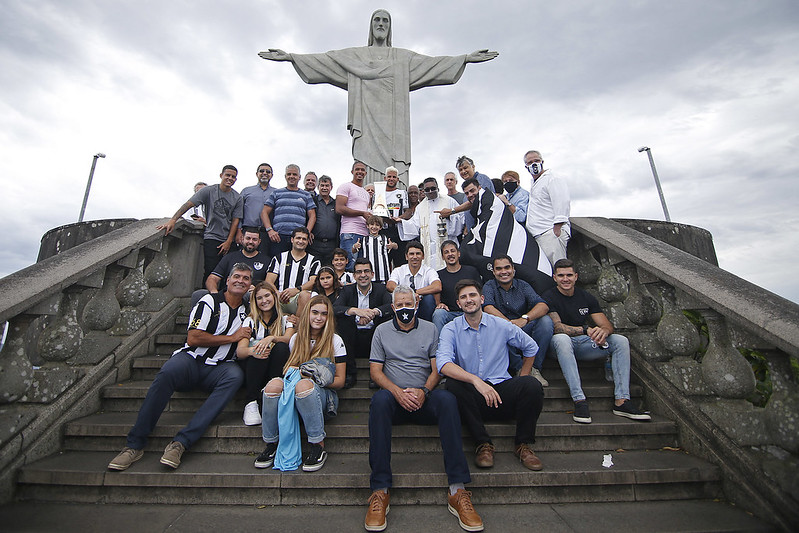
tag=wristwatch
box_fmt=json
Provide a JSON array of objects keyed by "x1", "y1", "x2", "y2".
[
  {"x1": 422, "y1": 387, "x2": 431, "y2": 399},
  {"x1": 582, "y1": 324, "x2": 590, "y2": 335},
  {"x1": 264, "y1": 226, "x2": 273, "y2": 232},
  {"x1": 522, "y1": 314, "x2": 530, "y2": 322}
]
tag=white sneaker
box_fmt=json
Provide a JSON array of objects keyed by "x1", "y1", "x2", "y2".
[
  {"x1": 243, "y1": 400, "x2": 261, "y2": 426},
  {"x1": 530, "y1": 368, "x2": 549, "y2": 387}
]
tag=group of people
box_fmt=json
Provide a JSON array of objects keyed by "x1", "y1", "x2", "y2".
[{"x1": 109, "y1": 152, "x2": 650, "y2": 532}]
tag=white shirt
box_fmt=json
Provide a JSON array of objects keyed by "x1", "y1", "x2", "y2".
[
  {"x1": 389, "y1": 264, "x2": 440, "y2": 291},
  {"x1": 525, "y1": 169, "x2": 571, "y2": 236},
  {"x1": 396, "y1": 195, "x2": 463, "y2": 270}
]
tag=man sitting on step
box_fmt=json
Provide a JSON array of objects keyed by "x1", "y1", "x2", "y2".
[
  {"x1": 108, "y1": 263, "x2": 252, "y2": 471},
  {"x1": 542, "y1": 258, "x2": 651, "y2": 424},
  {"x1": 365, "y1": 285, "x2": 481, "y2": 532},
  {"x1": 437, "y1": 279, "x2": 545, "y2": 473}
]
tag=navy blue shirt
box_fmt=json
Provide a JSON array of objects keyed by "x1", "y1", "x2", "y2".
[{"x1": 483, "y1": 278, "x2": 547, "y2": 319}]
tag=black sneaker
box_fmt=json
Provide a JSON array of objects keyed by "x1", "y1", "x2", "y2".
[
  {"x1": 573, "y1": 400, "x2": 592, "y2": 424},
  {"x1": 343, "y1": 374, "x2": 357, "y2": 390},
  {"x1": 613, "y1": 400, "x2": 652, "y2": 421},
  {"x1": 368, "y1": 379, "x2": 379, "y2": 390},
  {"x1": 302, "y1": 443, "x2": 328, "y2": 472},
  {"x1": 254, "y1": 442, "x2": 278, "y2": 468}
]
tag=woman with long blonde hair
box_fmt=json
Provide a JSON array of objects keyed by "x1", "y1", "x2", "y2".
[
  {"x1": 255, "y1": 295, "x2": 346, "y2": 472},
  {"x1": 237, "y1": 282, "x2": 294, "y2": 426}
]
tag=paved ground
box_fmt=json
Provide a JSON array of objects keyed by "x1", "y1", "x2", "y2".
[{"x1": 0, "y1": 500, "x2": 777, "y2": 532}]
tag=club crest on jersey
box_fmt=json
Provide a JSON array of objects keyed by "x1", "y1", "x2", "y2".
[
  {"x1": 253, "y1": 262, "x2": 264, "y2": 270},
  {"x1": 579, "y1": 307, "x2": 589, "y2": 316}
]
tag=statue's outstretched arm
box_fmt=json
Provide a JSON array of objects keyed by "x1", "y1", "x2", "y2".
[
  {"x1": 258, "y1": 49, "x2": 292, "y2": 62},
  {"x1": 465, "y1": 49, "x2": 499, "y2": 63}
]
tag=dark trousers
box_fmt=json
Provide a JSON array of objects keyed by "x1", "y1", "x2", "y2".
[
  {"x1": 239, "y1": 341, "x2": 290, "y2": 404},
  {"x1": 369, "y1": 389, "x2": 471, "y2": 490},
  {"x1": 269, "y1": 234, "x2": 293, "y2": 258},
  {"x1": 380, "y1": 225, "x2": 405, "y2": 268},
  {"x1": 337, "y1": 320, "x2": 376, "y2": 378},
  {"x1": 203, "y1": 239, "x2": 226, "y2": 281},
  {"x1": 308, "y1": 238, "x2": 338, "y2": 266},
  {"x1": 445, "y1": 375, "x2": 543, "y2": 446},
  {"x1": 127, "y1": 350, "x2": 244, "y2": 450}
]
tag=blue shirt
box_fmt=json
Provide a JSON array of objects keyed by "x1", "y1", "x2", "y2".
[
  {"x1": 240, "y1": 184, "x2": 275, "y2": 228},
  {"x1": 436, "y1": 312, "x2": 538, "y2": 385},
  {"x1": 506, "y1": 186, "x2": 529, "y2": 224},
  {"x1": 265, "y1": 188, "x2": 315, "y2": 236},
  {"x1": 483, "y1": 278, "x2": 546, "y2": 320}
]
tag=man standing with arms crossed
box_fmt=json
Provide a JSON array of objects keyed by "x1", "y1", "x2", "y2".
[{"x1": 239, "y1": 163, "x2": 275, "y2": 254}]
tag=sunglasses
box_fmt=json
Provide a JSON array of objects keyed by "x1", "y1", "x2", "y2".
[{"x1": 423, "y1": 187, "x2": 438, "y2": 193}]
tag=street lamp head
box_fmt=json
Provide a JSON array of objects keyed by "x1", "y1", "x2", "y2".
[
  {"x1": 637, "y1": 146, "x2": 650, "y2": 153},
  {"x1": 95, "y1": 153, "x2": 106, "y2": 158}
]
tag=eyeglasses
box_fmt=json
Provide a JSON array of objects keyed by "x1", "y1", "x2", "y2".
[
  {"x1": 258, "y1": 169, "x2": 273, "y2": 174},
  {"x1": 423, "y1": 187, "x2": 438, "y2": 193}
]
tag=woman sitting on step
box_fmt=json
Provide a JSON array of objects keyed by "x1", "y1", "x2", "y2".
[
  {"x1": 236, "y1": 282, "x2": 294, "y2": 426},
  {"x1": 254, "y1": 295, "x2": 346, "y2": 472}
]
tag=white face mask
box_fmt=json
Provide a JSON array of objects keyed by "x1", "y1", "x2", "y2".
[{"x1": 526, "y1": 162, "x2": 543, "y2": 176}]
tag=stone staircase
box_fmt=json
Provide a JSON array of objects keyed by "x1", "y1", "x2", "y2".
[{"x1": 15, "y1": 315, "x2": 727, "y2": 508}]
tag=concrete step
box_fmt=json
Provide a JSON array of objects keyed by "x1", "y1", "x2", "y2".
[
  {"x1": 103, "y1": 378, "x2": 645, "y2": 415},
  {"x1": 63, "y1": 410, "x2": 677, "y2": 454},
  {"x1": 0, "y1": 499, "x2": 777, "y2": 533},
  {"x1": 16, "y1": 449, "x2": 721, "y2": 506}
]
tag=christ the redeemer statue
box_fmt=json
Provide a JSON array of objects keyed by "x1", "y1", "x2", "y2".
[{"x1": 259, "y1": 9, "x2": 498, "y2": 185}]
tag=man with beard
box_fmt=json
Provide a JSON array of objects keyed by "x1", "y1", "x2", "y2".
[
  {"x1": 206, "y1": 227, "x2": 270, "y2": 294},
  {"x1": 380, "y1": 166, "x2": 408, "y2": 267}
]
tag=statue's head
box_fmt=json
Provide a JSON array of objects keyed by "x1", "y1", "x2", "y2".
[{"x1": 368, "y1": 9, "x2": 392, "y2": 46}]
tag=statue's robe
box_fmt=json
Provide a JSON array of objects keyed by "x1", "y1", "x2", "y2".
[{"x1": 290, "y1": 47, "x2": 467, "y2": 183}]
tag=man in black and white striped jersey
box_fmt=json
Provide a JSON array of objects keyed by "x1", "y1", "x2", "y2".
[
  {"x1": 265, "y1": 226, "x2": 321, "y2": 316},
  {"x1": 108, "y1": 263, "x2": 253, "y2": 472}
]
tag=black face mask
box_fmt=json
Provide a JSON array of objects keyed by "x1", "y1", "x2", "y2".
[
  {"x1": 395, "y1": 307, "x2": 416, "y2": 325},
  {"x1": 503, "y1": 181, "x2": 519, "y2": 193}
]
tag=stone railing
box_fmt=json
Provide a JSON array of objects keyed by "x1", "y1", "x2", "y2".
[
  {"x1": 0, "y1": 218, "x2": 204, "y2": 501},
  {"x1": 570, "y1": 217, "x2": 799, "y2": 531}
]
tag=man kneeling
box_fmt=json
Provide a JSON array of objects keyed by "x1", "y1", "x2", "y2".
[
  {"x1": 108, "y1": 264, "x2": 252, "y2": 471},
  {"x1": 366, "y1": 285, "x2": 481, "y2": 532}
]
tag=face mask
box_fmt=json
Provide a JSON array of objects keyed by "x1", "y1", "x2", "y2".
[
  {"x1": 395, "y1": 307, "x2": 416, "y2": 325},
  {"x1": 527, "y1": 162, "x2": 542, "y2": 176},
  {"x1": 503, "y1": 181, "x2": 518, "y2": 193}
]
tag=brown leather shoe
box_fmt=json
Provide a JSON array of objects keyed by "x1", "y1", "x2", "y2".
[
  {"x1": 474, "y1": 443, "x2": 494, "y2": 468},
  {"x1": 515, "y1": 443, "x2": 543, "y2": 471},
  {"x1": 447, "y1": 489, "x2": 484, "y2": 532},
  {"x1": 364, "y1": 490, "x2": 390, "y2": 531}
]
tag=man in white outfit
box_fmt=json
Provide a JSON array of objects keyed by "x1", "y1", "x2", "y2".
[
  {"x1": 394, "y1": 177, "x2": 463, "y2": 270},
  {"x1": 524, "y1": 150, "x2": 571, "y2": 266}
]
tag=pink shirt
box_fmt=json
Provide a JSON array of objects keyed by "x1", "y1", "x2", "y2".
[{"x1": 336, "y1": 181, "x2": 370, "y2": 235}]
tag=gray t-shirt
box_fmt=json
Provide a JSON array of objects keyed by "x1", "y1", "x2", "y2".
[
  {"x1": 190, "y1": 184, "x2": 244, "y2": 241},
  {"x1": 369, "y1": 319, "x2": 438, "y2": 389}
]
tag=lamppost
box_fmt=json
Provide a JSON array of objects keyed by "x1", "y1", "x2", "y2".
[
  {"x1": 637, "y1": 146, "x2": 671, "y2": 222},
  {"x1": 78, "y1": 153, "x2": 106, "y2": 223}
]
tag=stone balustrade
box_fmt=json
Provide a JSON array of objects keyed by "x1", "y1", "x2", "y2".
[
  {"x1": 570, "y1": 217, "x2": 799, "y2": 530},
  {"x1": 0, "y1": 218, "x2": 203, "y2": 500}
]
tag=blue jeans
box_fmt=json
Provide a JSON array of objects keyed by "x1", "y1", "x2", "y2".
[
  {"x1": 417, "y1": 294, "x2": 436, "y2": 322},
  {"x1": 550, "y1": 333, "x2": 631, "y2": 402},
  {"x1": 368, "y1": 389, "x2": 471, "y2": 490},
  {"x1": 127, "y1": 350, "x2": 244, "y2": 449},
  {"x1": 520, "y1": 315, "x2": 554, "y2": 371},
  {"x1": 432, "y1": 309, "x2": 463, "y2": 334},
  {"x1": 263, "y1": 379, "x2": 338, "y2": 444},
  {"x1": 339, "y1": 233, "x2": 366, "y2": 270}
]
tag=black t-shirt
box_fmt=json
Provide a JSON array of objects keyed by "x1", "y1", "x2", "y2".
[
  {"x1": 542, "y1": 287, "x2": 602, "y2": 327},
  {"x1": 437, "y1": 265, "x2": 482, "y2": 310},
  {"x1": 211, "y1": 250, "x2": 270, "y2": 287}
]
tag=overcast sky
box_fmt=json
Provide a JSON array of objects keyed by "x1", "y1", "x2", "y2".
[{"x1": 1, "y1": 0, "x2": 798, "y2": 304}]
